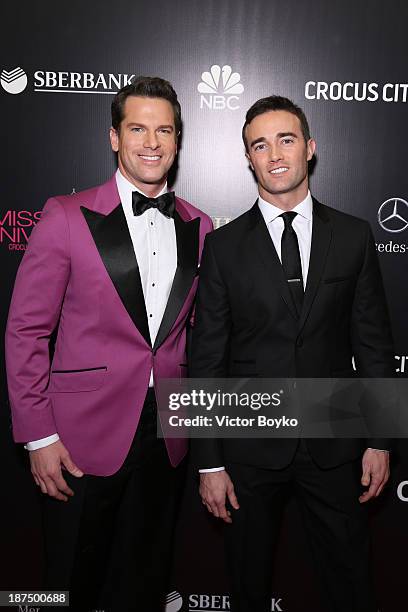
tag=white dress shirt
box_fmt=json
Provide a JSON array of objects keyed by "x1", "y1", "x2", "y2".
[
  {"x1": 116, "y1": 168, "x2": 177, "y2": 355},
  {"x1": 26, "y1": 169, "x2": 177, "y2": 451},
  {"x1": 257, "y1": 190, "x2": 313, "y2": 287}
]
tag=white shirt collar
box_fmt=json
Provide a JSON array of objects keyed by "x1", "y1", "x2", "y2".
[
  {"x1": 115, "y1": 168, "x2": 168, "y2": 206},
  {"x1": 258, "y1": 190, "x2": 313, "y2": 224}
]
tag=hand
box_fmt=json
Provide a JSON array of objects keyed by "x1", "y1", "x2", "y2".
[
  {"x1": 359, "y1": 448, "x2": 390, "y2": 503},
  {"x1": 199, "y1": 470, "x2": 240, "y2": 523},
  {"x1": 30, "y1": 440, "x2": 84, "y2": 501}
]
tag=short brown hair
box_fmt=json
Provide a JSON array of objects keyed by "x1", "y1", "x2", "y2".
[
  {"x1": 242, "y1": 95, "x2": 311, "y2": 152},
  {"x1": 111, "y1": 76, "x2": 181, "y2": 137}
]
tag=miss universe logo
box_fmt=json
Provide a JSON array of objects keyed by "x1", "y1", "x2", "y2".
[{"x1": 0, "y1": 209, "x2": 42, "y2": 251}]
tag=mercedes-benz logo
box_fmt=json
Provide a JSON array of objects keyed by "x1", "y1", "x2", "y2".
[{"x1": 378, "y1": 197, "x2": 408, "y2": 233}]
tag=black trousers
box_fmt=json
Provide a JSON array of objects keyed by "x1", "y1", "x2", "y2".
[
  {"x1": 225, "y1": 440, "x2": 376, "y2": 612},
  {"x1": 42, "y1": 389, "x2": 185, "y2": 612}
]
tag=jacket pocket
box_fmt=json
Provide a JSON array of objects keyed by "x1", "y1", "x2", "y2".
[
  {"x1": 48, "y1": 367, "x2": 107, "y2": 392},
  {"x1": 323, "y1": 275, "x2": 354, "y2": 284}
]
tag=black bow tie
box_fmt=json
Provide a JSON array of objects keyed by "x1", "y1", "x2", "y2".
[{"x1": 132, "y1": 191, "x2": 175, "y2": 218}]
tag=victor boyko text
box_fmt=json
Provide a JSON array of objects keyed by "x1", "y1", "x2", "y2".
[{"x1": 155, "y1": 378, "x2": 406, "y2": 439}]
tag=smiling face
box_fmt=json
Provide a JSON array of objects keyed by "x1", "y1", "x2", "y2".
[
  {"x1": 110, "y1": 96, "x2": 177, "y2": 197},
  {"x1": 245, "y1": 110, "x2": 316, "y2": 210}
]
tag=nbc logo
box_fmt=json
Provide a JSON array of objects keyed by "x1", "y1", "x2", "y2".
[
  {"x1": 198, "y1": 64, "x2": 244, "y2": 110},
  {"x1": 165, "y1": 591, "x2": 183, "y2": 612},
  {"x1": 1, "y1": 67, "x2": 28, "y2": 94}
]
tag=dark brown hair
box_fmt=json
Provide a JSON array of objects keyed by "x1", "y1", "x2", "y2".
[
  {"x1": 242, "y1": 95, "x2": 311, "y2": 151},
  {"x1": 111, "y1": 76, "x2": 181, "y2": 138}
]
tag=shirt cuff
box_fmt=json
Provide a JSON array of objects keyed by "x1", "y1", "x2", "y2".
[
  {"x1": 367, "y1": 447, "x2": 389, "y2": 453},
  {"x1": 199, "y1": 466, "x2": 226, "y2": 473},
  {"x1": 25, "y1": 434, "x2": 60, "y2": 451}
]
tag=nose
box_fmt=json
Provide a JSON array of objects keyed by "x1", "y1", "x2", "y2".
[
  {"x1": 143, "y1": 130, "x2": 160, "y2": 150},
  {"x1": 269, "y1": 143, "x2": 282, "y2": 162}
]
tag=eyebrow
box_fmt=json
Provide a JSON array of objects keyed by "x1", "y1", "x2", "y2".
[
  {"x1": 249, "y1": 132, "x2": 298, "y2": 147},
  {"x1": 126, "y1": 122, "x2": 174, "y2": 130},
  {"x1": 277, "y1": 132, "x2": 298, "y2": 139},
  {"x1": 249, "y1": 137, "x2": 267, "y2": 148}
]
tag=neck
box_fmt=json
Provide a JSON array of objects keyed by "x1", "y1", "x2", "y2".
[
  {"x1": 119, "y1": 167, "x2": 166, "y2": 198},
  {"x1": 137, "y1": 182, "x2": 166, "y2": 198},
  {"x1": 259, "y1": 183, "x2": 309, "y2": 211}
]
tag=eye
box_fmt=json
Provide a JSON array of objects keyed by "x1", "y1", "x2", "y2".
[
  {"x1": 131, "y1": 127, "x2": 144, "y2": 133},
  {"x1": 158, "y1": 128, "x2": 172, "y2": 134},
  {"x1": 281, "y1": 138, "x2": 294, "y2": 145},
  {"x1": 254, "y1": 143, "x2": 267, "y2": 152}
]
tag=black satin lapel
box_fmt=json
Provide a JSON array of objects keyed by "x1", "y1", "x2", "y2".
[
  {"x1": 298, "y1": 203, "x2": 332, "y2": 331},
  {"x1": 248, "y1": 205, "x2": 298, "y2": 321},
  {"x1": 153, "y1": 212, "x2": 200, "y2": 353},
  {"x1": 81, "y1": 205, "x2": 151, "y2": 346}
]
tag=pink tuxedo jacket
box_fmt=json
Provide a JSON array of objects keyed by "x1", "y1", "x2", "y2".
[{"x1": 5, "y1": 175, "x2": 213, "y2": 475}]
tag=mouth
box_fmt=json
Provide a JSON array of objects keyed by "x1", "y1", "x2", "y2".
[
  {"x1": 138, "y1": 154, "x2": 162, "y2": 162},
  {"x1": 269, "y1": 167, "x2": 289, "y2": 175}
]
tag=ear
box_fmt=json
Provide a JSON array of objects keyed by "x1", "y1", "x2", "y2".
[
  {"x1": 245, "y1": 151, "x2": 254, "y2": 171},
  {"x1": 110, "y1": 127, "x2": 119, "y2": 153},
  {"x1": 306, "y1": 138, "x2": 316, "y2": 161}
]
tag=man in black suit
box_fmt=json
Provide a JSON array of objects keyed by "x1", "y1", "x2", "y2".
[{"x1": 191, "y1": 96, "x2": 394, "y2": 612}]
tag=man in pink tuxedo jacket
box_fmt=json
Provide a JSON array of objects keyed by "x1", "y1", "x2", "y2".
[{"x1": 6, "y1": 76, "x2": 212, "y2": 612}]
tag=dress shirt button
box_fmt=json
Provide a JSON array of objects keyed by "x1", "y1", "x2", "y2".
[
  {"x1": 152, "y1": 283, "x2": 155, "y2": 287},
  {"x1": 150, "y1": 222, "x2": 153, "y2": 226},
  {"x1": 296, "y1": 337, "x2": 303, "y2": 348},
  {"x1": 149, "y1": 314, "x2": 153, "y2": 318},
  {"x1": 153, "y1": 251, "x2": 156, "y2": 255}
]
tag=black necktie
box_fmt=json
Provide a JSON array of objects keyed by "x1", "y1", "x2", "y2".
[
  {"x1": 132, "y1": 191, "x2": 176, "y2": 218},
  {"x1": 280, "y1": 211, "x2": 304, "y2": 316}
]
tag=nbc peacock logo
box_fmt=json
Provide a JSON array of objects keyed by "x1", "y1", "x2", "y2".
[
  {"x1": 1, "y1": 67, "x2": 28, "y2": 94},
  {"x1": 197, "y1": 64, "x2": 244, "y2": 110}
]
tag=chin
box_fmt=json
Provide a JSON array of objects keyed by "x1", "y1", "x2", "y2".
[{"x1": 139, "y1": 174, "x2": 164, "y2": 184}]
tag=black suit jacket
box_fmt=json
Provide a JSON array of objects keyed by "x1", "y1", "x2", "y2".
[{"x1": 191, "y1": 198, "x2": 395, "y2": 470}]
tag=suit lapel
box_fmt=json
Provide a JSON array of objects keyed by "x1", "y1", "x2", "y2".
[
  {"x1": 248, "y1": 203, "x2": 298, "y2": 321},
  {"x1": 153, "y1": 210, "x2": 200, "y2": 353},
  {"x1": 298, "y1": 199, "x2": 332, "y2": 331},
  {"x1": 81, "y1": 203, "x2": 151, "y2": 346}
]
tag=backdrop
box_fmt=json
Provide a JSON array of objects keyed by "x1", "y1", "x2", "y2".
[{"x1": 1, "y1": 1, "x2": 407, "y2": 610}]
